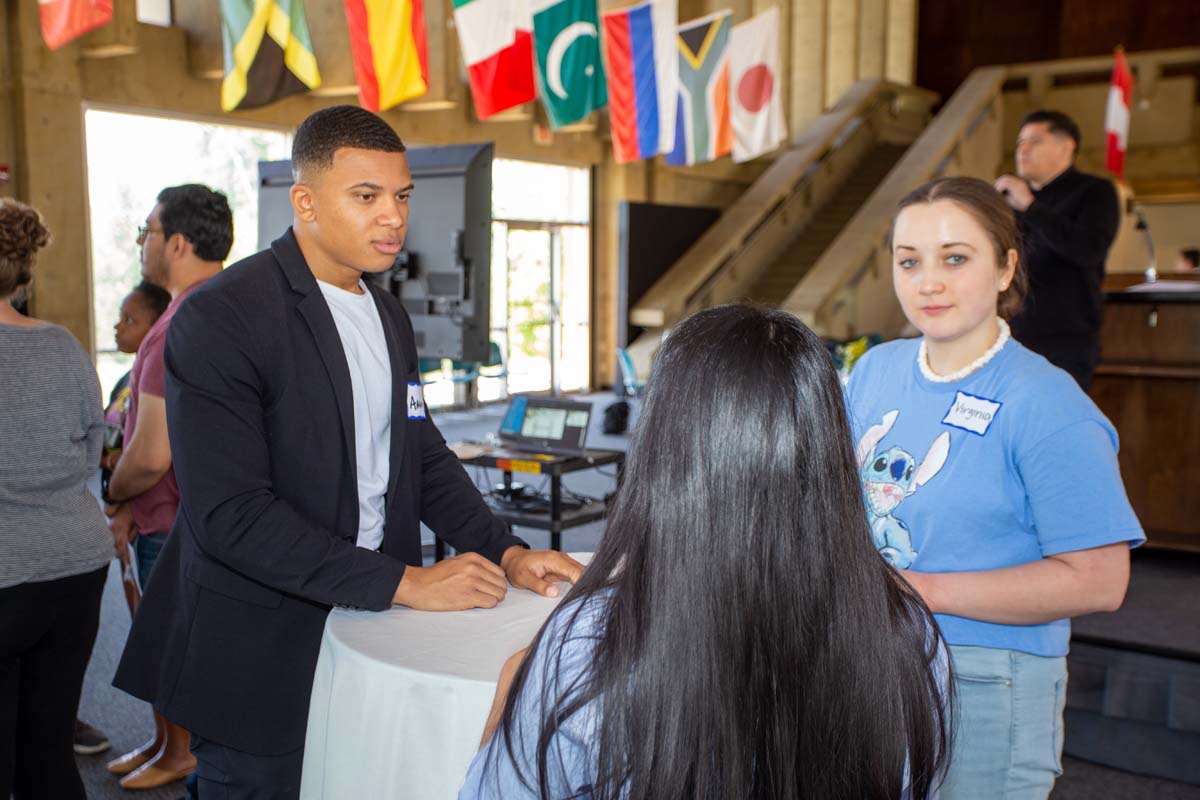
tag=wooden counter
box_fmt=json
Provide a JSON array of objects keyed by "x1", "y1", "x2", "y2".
[{"x1": 1090, "y1": 279, "x2": 1200, "y2": 552}]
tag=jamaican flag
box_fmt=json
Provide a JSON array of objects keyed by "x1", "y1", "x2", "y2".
[{"x1": 221, "y1": 0, "x2": 322, "y2": 111}]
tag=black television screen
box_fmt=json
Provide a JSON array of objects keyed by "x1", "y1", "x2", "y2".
[{"x1": 256, "y1": 142, "x2": 493, "y2": 362}]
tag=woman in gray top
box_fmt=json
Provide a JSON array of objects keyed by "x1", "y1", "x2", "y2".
[{"x1": 0, "y1": 198, "x2": 115, "y2": 800}]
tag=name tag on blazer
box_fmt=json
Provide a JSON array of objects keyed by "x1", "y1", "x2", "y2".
[{"x1": 407, "y1": 382, "x2": 426, "y2": 419}]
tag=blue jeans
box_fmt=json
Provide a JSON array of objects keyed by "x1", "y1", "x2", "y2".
[
  {"x1": 133, "y1": 532, "x2": 169, "y2": 592},
  {"x1": 941, "y1": 644, "x2": 1067, "y2": 800}
]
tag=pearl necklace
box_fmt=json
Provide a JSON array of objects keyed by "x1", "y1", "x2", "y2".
[{"x1": 918, "y1": 318, "x2": 1010, "y2": 383}]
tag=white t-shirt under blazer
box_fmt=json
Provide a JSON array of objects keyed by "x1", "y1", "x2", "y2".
[{"x1": 317, "y1": 279, "x2": 392, "y2": 552}]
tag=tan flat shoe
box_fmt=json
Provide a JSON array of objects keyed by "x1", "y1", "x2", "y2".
[
  {"x1": 106, "y1": 748, "x2": 153, "y2": 775},
  {"x1": 119, "y1": 762, "x2": 195, "y2": 790}
]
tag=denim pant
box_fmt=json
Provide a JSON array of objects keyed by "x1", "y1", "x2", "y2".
[
  {"x1": 941, "y1": 644, "x2": 1067, "y2": 800},
  {"x1": 133, "y1": 531, "x2": 169, "y2": 592}
]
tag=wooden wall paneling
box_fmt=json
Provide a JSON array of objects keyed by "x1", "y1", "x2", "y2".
[
  {"x1": 858, "y1": 0, "x2": 887, "y2": 81},
  {"x1": 1090, "y1": 374, "x2": 1200, "y2": 549},
  {"x1": 1092, "y1": 293, "x2": 1200, "y2": 551},
  {"x1": 592, "y1": 160, "x2": 651, "y2": 388},
  {"x1": 0, "y1": 3, "x2": 17, "y2": 199},
  {"x1": 825, "y1": 0, "x2": 859, "y2": 107},
  {"x1": 1100, "y1": 302, "x2": 1200, "y2": 366},
  {"x1": 791, "y1": 0, "x2": 828, "y2": 135},
  {"x1": 8, "y1": 0, "x2": 93, "y2": 351},
  {"x1": 1001, "y1": 77, "x2": 1196, "y2": 152},
  {"x1": 883, "y1": 0, "x2": 917, "y2": 85},
  {"x1": 1057, "y1": 0, "x2": 1200, "y2": 58}
]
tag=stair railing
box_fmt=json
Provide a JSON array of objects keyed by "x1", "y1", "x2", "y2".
[
  {"x1": 629, "y1": 79, "x2": 937, "y2": 332},
  {"x1": 785, "y1": 46, "x2": 1200, "y2": 339}
]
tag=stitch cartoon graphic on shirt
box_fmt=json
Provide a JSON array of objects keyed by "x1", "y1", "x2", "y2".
[{"x1": 855, "y1": 411, "x2": 950, "y2": 569}]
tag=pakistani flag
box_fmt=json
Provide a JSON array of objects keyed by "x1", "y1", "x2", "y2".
[{"x1": 532, "y1": 0, "x2": 607, "y2": 129}]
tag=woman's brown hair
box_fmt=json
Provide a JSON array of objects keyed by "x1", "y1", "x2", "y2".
[
  {"x1": 0, "y1": 199, "x2": 51, "y2": 300},
  {"x1": 893, "y1": 176, "x2": 1028, "y2": 319}
]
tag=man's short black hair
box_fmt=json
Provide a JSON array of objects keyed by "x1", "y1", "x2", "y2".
[
  {"x1": 155, "y1": 184, "x2": 234, "y2": 262},
  {"x1": 1182, "y1": 248, "x2": 1200, "y2": 270},
  {"x1": 292, "y1": 105, "x2": 406, "y2": 177},
  {"x1": 1020, "y1": 110, "x2": 1082, "y2": 153}
]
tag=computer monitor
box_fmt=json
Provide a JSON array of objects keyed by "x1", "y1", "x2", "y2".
[{"x1": 498, "y1": 396, "x2": 591, "y2": 455}]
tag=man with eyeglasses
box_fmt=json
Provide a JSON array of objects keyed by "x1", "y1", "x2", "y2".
[{"x1": 104, "y1": 184, "x2": 233, "y2": 791}]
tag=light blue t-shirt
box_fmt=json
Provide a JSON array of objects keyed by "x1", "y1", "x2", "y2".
[
  {"x1": 845, "y1": 336, "x2": 1143, "y2": 657},
  {"x1": 460, "y1": 595, "x2": 605, "y2": 800},
  {"x1": 461, "y1": 590, "x2": 945, "y2": 799}
]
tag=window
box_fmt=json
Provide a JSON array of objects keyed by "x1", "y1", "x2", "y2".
[
  {"x1": 84, "y1": 109, "x2": 291, "y2": 400},
  {"x1": 481, "y1": 159, "x2": 591, "y2": 403}
]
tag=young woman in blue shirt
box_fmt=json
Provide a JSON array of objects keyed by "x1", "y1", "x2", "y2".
[{"x1": 845, "y1": 176, "x2": 1143, "y2": 798}]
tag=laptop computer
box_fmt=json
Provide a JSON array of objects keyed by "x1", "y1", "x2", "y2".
[{"x1": 498, "y1": 396, "x2": 592, "y2": 456}]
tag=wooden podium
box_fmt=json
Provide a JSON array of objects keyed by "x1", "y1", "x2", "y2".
[{"x1": 1090, "y1": 277, "x2": 1200, "y2": 552}]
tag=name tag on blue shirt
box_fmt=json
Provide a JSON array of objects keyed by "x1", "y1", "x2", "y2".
[
  {"x1": 407, "y1": 382, "x2": 426, "y2": 419},
  {"x1": 942, "y1": 391, "x2": 1001, "y2": 435}
]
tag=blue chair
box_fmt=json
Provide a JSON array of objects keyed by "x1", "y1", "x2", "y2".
[
  {"x1": 447, "y1": 342, "x2": 505, "y2": 384},
  {"x1": 418, "y1": 357, "x2": 444, "y2": 384},
  {"x1": 616, "y1": 348, "x2": 644, "y2": 397}
]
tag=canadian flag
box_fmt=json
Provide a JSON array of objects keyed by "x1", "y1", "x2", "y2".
[{"x1": 1105, "y1": 47, "x2": 1134, "y2": 179}]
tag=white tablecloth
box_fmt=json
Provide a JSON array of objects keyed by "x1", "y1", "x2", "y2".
[{"x1": 300, "y1": 554, "x2": 591, "y2": 799}]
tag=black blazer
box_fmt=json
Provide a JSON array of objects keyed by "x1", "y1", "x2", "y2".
[{"x1": 114, "y1": 230, "x2": 524, "y2": 755}]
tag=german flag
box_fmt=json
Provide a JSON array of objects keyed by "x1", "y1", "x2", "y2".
[
  {"x1": 221, "y1": 0, "x2": 322, "y2": 112},
  {"x1": 343, "y1": 0, "x2": 429, "y2": 112}
]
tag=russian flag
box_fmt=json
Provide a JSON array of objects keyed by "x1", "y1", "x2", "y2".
[{"x1": 603, "y1": 1, "x2": 673, "y2": 163}]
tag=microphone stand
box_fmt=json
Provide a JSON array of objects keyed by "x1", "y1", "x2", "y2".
[{"x1": 1134, "y1": 206, "x2": 1157, "y2": 283}]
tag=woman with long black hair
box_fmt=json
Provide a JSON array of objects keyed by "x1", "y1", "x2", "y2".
[{"x1": 460, "y1": 304, "x2": 952, "y2": 800}]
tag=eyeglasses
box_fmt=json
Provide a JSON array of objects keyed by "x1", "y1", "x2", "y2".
[{"x1": 136, "y1": 225, "x2": 163, "y2": 246}]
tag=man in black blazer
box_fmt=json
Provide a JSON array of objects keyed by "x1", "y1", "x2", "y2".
[
  {"x1": 994, "y1": 109, "x2": 1120, "y2": 389},
  {"x1": 114, "y1": 106, "x2": 584, "y2": 798}
]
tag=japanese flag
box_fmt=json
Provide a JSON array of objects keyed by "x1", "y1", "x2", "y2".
[{"x1": 729, "y1": 7, "x2": 787, "y2": 163}]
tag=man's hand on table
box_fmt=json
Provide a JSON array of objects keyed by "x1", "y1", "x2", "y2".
[
  {"x1": 500, "y1": 547, "x2": 585, "y2": 599},
  {"x1": 392, "y1": 552, "x2": 508, "y2": 611},
  {"x1": 391, "y1": 547, "x2": 585, "y2": 611}
]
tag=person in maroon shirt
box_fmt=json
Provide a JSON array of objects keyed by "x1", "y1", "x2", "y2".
[{"x1": 105, "y1": 184, "x2": 233, "y2": 791}]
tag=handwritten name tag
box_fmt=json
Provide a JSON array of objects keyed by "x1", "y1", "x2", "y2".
[
  {"x1": 406, "y1": 382, "x2": 426, "y2": 420},
  {"x1": 942, "y1": 391, "x2": 1001, "y2": 436}
]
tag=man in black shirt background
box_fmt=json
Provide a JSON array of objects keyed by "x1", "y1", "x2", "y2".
[{"x1": 994, "y1": 110, "x2": 1120, "y2": 389}]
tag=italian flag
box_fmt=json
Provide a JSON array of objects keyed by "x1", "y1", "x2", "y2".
[
  {"x1": 453, "y1": 0, "x2": 536, "y2": 119},
  {"x1": 343, "y1": 0, "x2": 429, "y2": 112}
]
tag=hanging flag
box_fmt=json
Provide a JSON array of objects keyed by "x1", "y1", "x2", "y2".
[
  {"x1": 730, "y1": 7, "x2": 786, "y2": 163},
  {"x1": 221, "y1": 0, "x2": 322, "y2": 112},
  {"x1": 39, "y1": 0, "x2": 113, "y2": 50},
  {"x1": 1105, "y1": 46, "x2": 1134, "y2": 179},
  {"x1": 665, "y1": 10, "x2": 732, "y2": 167},
  {"x1": 533, "y1": 0, "x2": 607, "y2": 129},
  {"x1": 602, "y1": 0, "x2": 677, "y2": 163},
  {"x1": 343, "y1": 0, "x2": 429, "y2": 112},
  {"x1": 453, "y1": 0, "x2": 536, "y2": 120}
]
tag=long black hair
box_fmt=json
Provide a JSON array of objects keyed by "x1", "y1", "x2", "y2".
[{"x1": 494, "y1": 304, "x2": 951, "y2": 799}]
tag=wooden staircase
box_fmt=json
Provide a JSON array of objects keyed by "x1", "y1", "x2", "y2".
[{"x1": 747, "y1": 144, "x2": 907, "y2": 305}]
